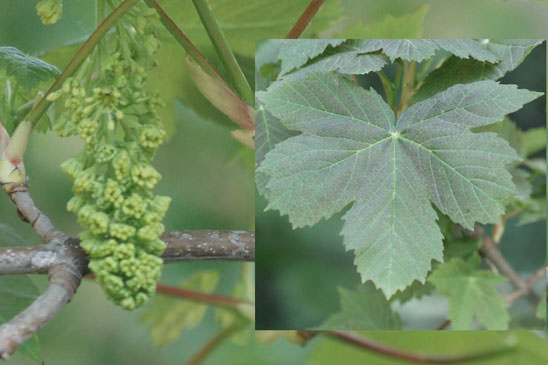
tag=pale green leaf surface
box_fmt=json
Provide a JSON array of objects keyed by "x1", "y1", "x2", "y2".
[
  {"x1": 414, "y1": 39, "x2": 542, "y2": 102},
  {"x1": 140, "y1": 271, "x2": 219, "y2": 347},
  {"x1": 340, "y1": 4, "x2": 428, "y2": 38},
  {"x1": 277, "y1": 41, "x2": 387, "y2": 83},
  {"x1": 428, "y1": 257, "x2": 509, "y2": 330},
  {"x1": 314, "y1": 283, "x2": 401, "y2": 330},
  {"x1": 258, "y1": 73, "x2": 538, "y2": 296},
  {"x1": 522, "y1": 127, "x2": 546, "y2": 157},
  {"x1": 255, "y1": 101, "x2": 296, "y2": 194},
  {"x1": 0, "y1": 46, "x2": 60, "y2": 90},
  {"x1": 278, "y1": 39, "x2": 345, "y2": 75}
]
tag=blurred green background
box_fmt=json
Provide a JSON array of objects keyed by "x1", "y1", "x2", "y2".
[{"x1": 0, "y1": 0, "x2": 548, "y2": 364}]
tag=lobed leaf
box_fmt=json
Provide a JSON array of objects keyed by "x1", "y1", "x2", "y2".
[
  {"x1": 258, "y1": 72, "x2": 540, "y2": 296},
  {"x1": 428, "y1": 257, "x2": 509, "y2": 330},
  {"x1": 0, "y1": 47, "x2": 60, "y2": 90}
]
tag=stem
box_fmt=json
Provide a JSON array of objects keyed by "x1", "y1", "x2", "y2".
[
  {"x1": 398, "y1": 61, "x2": 416, "y2": 112},
  {"x1": 285, "y1": 0, "x2": 326, "y2": 39},
  {"x1": 377, "y1": 71, "x2": 393, "y2": 106},
  {"x1": 155, "y1": 283, "x2": 251, "y2": 310},
  {"x1": 191, "y1": 0, "x2": 253, "y2": 105},
  {"x1": 25, "y1": 0, "x2": 139, "y2": 128},
  {"x1": 328, "y1": 331, "x2": 513, "y2": 363},
  {"x1": 144, "y1": 0, "x2": 228, "y2": 86},
  {"x1": 188, "y1": 324, "x2": 240, "y2": 365}
]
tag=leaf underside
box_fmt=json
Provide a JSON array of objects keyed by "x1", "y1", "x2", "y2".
[
  {"x1": 258, "y1": 72, "x2": 539, "y2": 296},
  {"x1": 429, "y1": 257, "x2": 510, "y2": 330},
  {"x1": 0, "y1": 46, "x2": 60, "y2": 90}
]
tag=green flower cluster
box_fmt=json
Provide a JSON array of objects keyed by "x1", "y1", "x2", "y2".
[
  {"x1": 51, "y1": 7, "x2": 170, "y2": 310},
  {"x1": 36, "y1": 0, "x2": 63, "y2": 25}
]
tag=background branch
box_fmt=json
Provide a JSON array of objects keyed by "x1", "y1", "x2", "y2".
[
  {"x1": 327, "y1": 331, "x2": 514, "y2": 363},
  {"x1": 285, "y1": 0, "x2": 326, "y2": 39}
]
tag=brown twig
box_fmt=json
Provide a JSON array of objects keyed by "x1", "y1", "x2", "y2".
[
  {"x1": 327, "y1": 331, "x2": 513, "y2": 363},
  {"x1": 436, "y1": 320, "x2": 451, "y2": 330},
  {"x1": 285, "y1": 0, "x2": 326, "y2": 39},
  {"x1": 505, "y1": 266, "x2": 546, "y2": 305},
  {"x1": 475, "y1": 225, "x2": 539, "y2": 305}
]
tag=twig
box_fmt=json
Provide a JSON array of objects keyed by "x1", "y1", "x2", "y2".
[
  {"x1": 4, "y1": 183, "x2": 67, "y2": 243},
  {"x1": 285, "y1": 0, "x2": 326, "y2": 39},
  {"x1": 188, "y1": 323, "x2": 241, "y2": 365},
  {"x1": 143, "y1": 0, "x2": 227, "y2": 85},
  {"x1": 161, "y1": 230, "x2": 254, "y2": 262},
  {"x1": 0, "y1": 245, "x2": 57, "y2": 275},
  {"x1": 475, "y1": 225, "x2": 539, "y2": 305},
  {"x1": 327, "y1": 331, "x2": 514, "y2": 363},
  {"x1": 25, "y1": 0, "x2": 140, "y2": 129},
  {"x1": 436, "y1": 320, "x2": 451, "y2": 330},
  {"x1": 505, "y1": 266, "x2": 545, "y2": 305},
  {"x1": 0, "y1": 242, "x2": 88, "y2": 360},
  {"x1": 191, "y1": 0, "x2": 253, "y2": 105}
]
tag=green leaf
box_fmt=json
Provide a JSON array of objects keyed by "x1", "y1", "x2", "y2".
[
  {"x1": 255, "y1": 101, "x2": 296, "y2": 195},
  {"x1": 314, "y1": 283, "x2": 401, "y2": 330},
  {"x1": 522, "y1": 127, "x2": 547, "y2": 157},
  {"x1": 278, "y1": 39, "x2": 345, "y2": 75},
  {"x1": 278, "y1": 40, "x2": 387, "y2": 82},
  {"x1": 0, "y1": 276, "x2": 42, "y2": 362},
  {"x1": 414, "y1": 39, "x2": 542, "y2": 102},
  {"x1": 390, "y1": 280, "x2": 435, "y2": 305},
  {"x1": 164, "y1": 0, "x2": 342, "y2": 57},
  {"x1": 140, "y1": 271, "x2": 219, "y2": 347},
  {"x1": 0, "y1": 47, "x2": 60, "y2": 90},
  {"x1": 429, "y1": 257, "x2": 509, "y2": 330},
  {"x1": 443, "y1": 237, "x2": 481, "y2": 262},
  {"x1": 340, "y1": 4, "x2": 429, "y2": 38},
  {"x1": 258, "y1": 73, "x2": 539, "y2": 296}
]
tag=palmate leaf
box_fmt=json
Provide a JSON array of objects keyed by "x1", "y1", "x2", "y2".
[
  {"x1": 258, "y1": 72, "x2": 540, "y2": 296},
  {"x1": 0, "y1": 46, "x2": 60, "y2": 90},
  {"x1": 314, "y1": 283, "x2": 401, "y2": 330},
  {"x1": 278, "y1": 39, "x2": 345, "y2": 75},
  {"x1": 140, "y1": 271, "x2": 219, "y2": 347},
  {"x1": 428, "y1": 256, "x2": 509, "y2": 330},
  {"x1": 414, "y1": 39, "x2": 542, "y2": 102}
]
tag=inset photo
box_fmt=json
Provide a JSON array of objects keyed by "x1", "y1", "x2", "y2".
[{"x1": 255, "y1": 39, "x2": 546, "y2": 330}]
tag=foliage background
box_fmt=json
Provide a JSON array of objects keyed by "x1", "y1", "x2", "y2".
[{"x1": 0, "y1": 0, "x2": 547, "y2": 364}]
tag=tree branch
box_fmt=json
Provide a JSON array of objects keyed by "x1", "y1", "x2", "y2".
[
  {"x1": 475, "y1": 225, "x2": 539, "y2": 305},
  {"x1": 0, "y1": 245, "x2": 57, "y2": 275},
  {"x1": 327, "y1": 331, "x2": 514, "y2": 363},
  {"x1": 285, "y1": 0, "x2": 326, "y2": 39},
  {"x1": 161, "y1": 230, "x2": 254, "y2": 262},
  {"x1": 0, "y1": 242, "x2": 87, "y2": 360}
]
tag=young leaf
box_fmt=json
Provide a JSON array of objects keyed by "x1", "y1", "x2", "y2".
[
  {"x1": 278, "y1": 41, "x2": 387, "y2": 83},
  {"x1": 0, "y1": 47, "x2": 60, "y2": 90},
  {"x1": 140, "y1": 271, "x2": 219, "y2": 347},
  {"x1": 414, "y1": 39, "x2": 542, "y2": 102},
  {"x1": 278, "y1": 39, "x2": 345, "y2": 75},
  {"x1": 314, "y1": 283, "x2": 401, "y2": 330},
  {"x1": 428, "y1": 257, "x2": 510, "y2": 330},
  {"x1": 258, "y1": 72, "x2": 540, "y2": 296}
]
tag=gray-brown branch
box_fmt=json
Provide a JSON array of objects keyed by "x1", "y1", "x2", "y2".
[{"x1": 0, "y1": 183, "x2": 254, "y2": 359}]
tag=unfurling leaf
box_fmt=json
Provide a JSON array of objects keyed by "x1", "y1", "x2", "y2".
[
  {"x1": 186, "y1": 56, "x2": 254, "y2": 130},
  {"x1": 258, "y1": 72, "x2": 540, "y2": 296}
]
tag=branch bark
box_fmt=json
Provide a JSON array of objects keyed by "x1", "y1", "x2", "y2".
[{"x1": 285, "y1": 0, "x2": 326, "y2": 39}]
